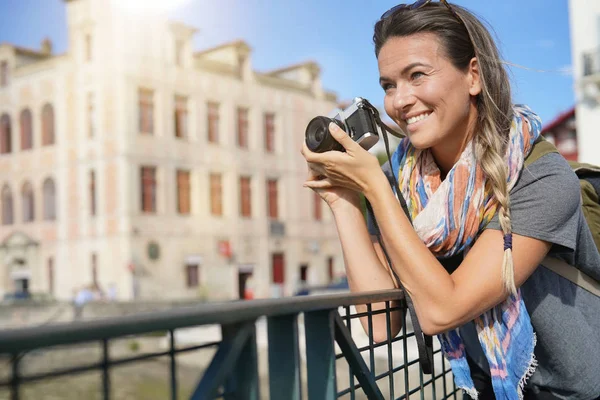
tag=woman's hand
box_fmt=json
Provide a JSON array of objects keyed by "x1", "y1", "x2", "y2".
[
  {"x1": 301, "y1": 122, "x2": 383, "y2": 205},
  {"x1": 304, "y1": 165, "x2": 362, "y2": 210}
]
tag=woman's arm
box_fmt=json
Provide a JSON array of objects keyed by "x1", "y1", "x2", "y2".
[
  {"x1": 364, "y1": 172, "x2": 551, "y2": 335},
  {"x1": 301, "y1": 123, "x2": 552, "y2": 336},
  {"x1": 329, "y1": 200, "x2": 403, "y2": 342}
]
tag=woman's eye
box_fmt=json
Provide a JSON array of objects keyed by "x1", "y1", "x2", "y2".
[
  {"x1": 381, "y1": 83, "x2": 394, "y2": 92},
  {"x1": 411, "y1": 71, "x2": 425, "y2": 80}
]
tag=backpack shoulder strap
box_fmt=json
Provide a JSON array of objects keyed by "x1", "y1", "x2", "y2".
[
  {"x1": 523, "y1": 139, "x2": 600, "y2": 296},
  {"x1": 524, "y1": 136, "x2": 559, "y2": 168},
  {"x1": 542, "y1": 257, "x2": 600, "y2": 297}
]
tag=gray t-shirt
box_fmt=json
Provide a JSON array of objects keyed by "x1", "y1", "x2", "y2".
[{"x1": 368, "y1": 153, "x2": 600, "y2": 399}]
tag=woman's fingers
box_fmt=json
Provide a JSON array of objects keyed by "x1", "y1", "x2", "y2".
[{"x1": 303, "y1": 177, "x2": 333, "y2": 189}]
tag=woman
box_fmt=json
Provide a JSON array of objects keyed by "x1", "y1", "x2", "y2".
[{"x1": 301, "y1": 1, "x2": 600, "y2": 399}]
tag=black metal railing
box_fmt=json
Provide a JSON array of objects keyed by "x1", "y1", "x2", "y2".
[{"x1": 0, "y1": 289, "x2": 459, "y2": 399}]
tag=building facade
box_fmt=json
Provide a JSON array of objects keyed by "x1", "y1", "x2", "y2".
[
  {"x1": 541, "y1": 107, "x2": 578, "y2": 161},
  {"x1": 569, "y1": 0, "x2": 600, "y2": 164},
  {"x1": 0, "y1": 0, "x2": 345, "y2": 301}
]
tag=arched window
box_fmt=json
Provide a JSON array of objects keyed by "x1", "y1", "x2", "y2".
[
  {"x1": 0, "y1": 114, "x2": 11, "y2": 154},
  {"x1": 22, "y1": 181, "x2": 34, "y2": 222},
  {"x1": 20, "y1": 108, "x2": 33, "y2": 150},
  {"x1": 2, "y1": 185, "x2": 13, "y2": 225},
  {"x1": 41, "y1": 104, "x2": 55, "y2": 146},
  {"x1": 43, "y1": 178, "x2": 56, "y2": 220}
]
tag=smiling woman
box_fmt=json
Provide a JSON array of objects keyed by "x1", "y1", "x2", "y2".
[{"x1": 300, "y1": 1, "x2": 600, "y2": 399}]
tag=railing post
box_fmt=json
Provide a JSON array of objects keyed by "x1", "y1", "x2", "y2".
[
  {"x1": 304, "y1": 309, "x2": 336, "y2": 400},
  {"x1": 267, "y1": 314, "x2": 302, "y2": 400},
  {"x1": 333, "y1": 314, "x2": 384, "y2": 399},
  {"x1": 102, "y1": 339, "x2": 110, "y2": 400},
  {"x1": 169, "y1": 330, "x2": 177, "y2": 400},
  {"x1": 223, "y1": 322, "x2": 260, "y2": 400},
  {"x1": 10, "y1": 353, "x2": 19, "y2": 400}
]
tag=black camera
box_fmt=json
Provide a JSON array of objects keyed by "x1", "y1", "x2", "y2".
[{"x1": 305, "y1": 97, "x2": 381, "y2": 153}]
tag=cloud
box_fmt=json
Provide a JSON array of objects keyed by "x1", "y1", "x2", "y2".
[
  {"x1": 536, "y1": 39, "x2": 555, "y2": 49},
  {"x1": 557, "y1": 64, "x2": 573, "y2": 76}
]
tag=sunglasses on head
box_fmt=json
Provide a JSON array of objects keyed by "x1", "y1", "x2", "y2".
[{"x1": 380, "y1": 0, "x2": 462, "y2": 24}]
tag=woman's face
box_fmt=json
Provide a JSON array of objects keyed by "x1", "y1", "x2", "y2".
[{"x1": 378, "y1": 33, "x2": 480, "y2": 155}]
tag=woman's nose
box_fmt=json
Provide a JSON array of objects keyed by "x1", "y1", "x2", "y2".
[{"x1": 393, "y1": 89, "x2": 416, "y2": 112}]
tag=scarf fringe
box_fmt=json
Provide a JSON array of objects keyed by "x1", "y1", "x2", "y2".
[
  {"x1": 462, "y1": 387, "x2": 479, "y2": 400},
  {"x1": 517, "y1": 332, "x2": 538, "y2": 400}
]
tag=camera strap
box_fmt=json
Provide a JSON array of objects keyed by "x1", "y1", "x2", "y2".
[{"x1": 367, "y1": 116, "x2": 434, "y2": 375}]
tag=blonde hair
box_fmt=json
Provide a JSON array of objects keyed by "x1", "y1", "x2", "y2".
[{"x1": 374, "y1": 2, "x2": 517, "y2": 294}]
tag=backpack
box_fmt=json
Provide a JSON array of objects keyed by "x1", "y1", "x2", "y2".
[{"x1": 525, "y1": 137, "x2": 600, "y2": 295}]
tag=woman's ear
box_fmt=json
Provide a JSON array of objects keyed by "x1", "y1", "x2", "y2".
[{"x1": 467, "y1": 57, "x2": 482, "y2": 96}]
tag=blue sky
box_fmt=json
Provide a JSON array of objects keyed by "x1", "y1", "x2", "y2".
[{"x1": 0, "y1": 0, "x2": 573, "y2": 125}]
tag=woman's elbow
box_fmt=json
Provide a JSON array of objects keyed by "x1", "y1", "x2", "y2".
[
  {"x1": 358, "y1": 321, "x2": 402, "y2": 344},
  {"x1": 419, "y1": 310, "x2": 456, "y2": 336},
  {"x1": 369, "y1": 321, "x2": 403, "y2": 344}
]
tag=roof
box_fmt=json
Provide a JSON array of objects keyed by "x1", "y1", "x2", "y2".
[{"x1": 541, "y1": 107, "x2": 575, "y2": 135}]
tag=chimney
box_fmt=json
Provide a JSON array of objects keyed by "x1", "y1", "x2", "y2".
[{"x1": 41, "y1": 38, "x2": 53, "y2": 55}]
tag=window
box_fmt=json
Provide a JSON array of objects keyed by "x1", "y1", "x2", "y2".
[
  {"x1": 300, "y1": 264, "x2": 308, "y2": 283},
  {"x1": 207, "y1": 102, "x2": 219, "y2": 143},
  {"x1": 237, "y1": 107, "x2": 248, "y2": 148},
  {"x1": 41, "y1": 104, "x2": 55, "y2": 145},
  {"x1": 240, "y1": 176, "x2": 251, "y2": 217},
  {"x1": 264, "y1": 112, "x2": 275, "y2": 152},
  {"x1": 43, "y1": 178, "x2": 56, "y2": 220},
  {"x1": 91, "y1": 253, "x2": 98, "y2": 286},
  {"x1": 48, "y1": 257, "x2": 54, "y2": 295},
  {"x1": 271, "y1": 253, "x2": 285, "y2": 284},
  {"x1": 138, "y1": 89, "x2": 154, "y2": 134},
  {"x1": 85, "y1": 34, "x2": 92, "y2": 62},
  {"x1": 2, "y1": 185, "x2": 13, "y2": 225},
  {"x1": 87, "y1": 93, "x2": 95, "y2": 138},
  {"x1": 89, "y1": 170, "x2": 96, "y2": 216},
  {"x1": 267, "y1": 179, "x2": 278, "y2": 219},
  {"x1": 20, "y1": 109, "x2": 33, "y2": 150},
  {"x1": 186, "y1": 264, "x2": 199, "y2": 287},
  {"x1": 0, "y1": 61, "x2": 8, "y2": 87},
  {"x1": 0, "y1": 114, "x2": 11, "y2": 154},
  {"x1": 22, "y1": 181, "x2": 34, "y2": 222},
  {"x1": 210, "y1": 173, "x2": 222, "y2": 216},
  {"x1": 141, "y1": 166, "x2": 157, "y2": 213},
  {"x1": 177, "y1": 169, "x2": 191, "y2": 214},
  {"x1": 175, "y1": 40, "x2": 184, "y2": 67},
  {"x1": 313, "y1": 191, "x2": 322, "y2": 221},
  {"x1": 174, "y1": 96, "x2": 188, "y2": 139}
]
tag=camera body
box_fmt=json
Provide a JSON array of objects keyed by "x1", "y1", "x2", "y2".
[{"x1": 305, "y1": 97, "x2": 380, "y2": 153}]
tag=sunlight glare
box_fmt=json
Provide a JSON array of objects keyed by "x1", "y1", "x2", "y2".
[{"x1": 111, "y1": 0, "x2": 193, "y2": 14}]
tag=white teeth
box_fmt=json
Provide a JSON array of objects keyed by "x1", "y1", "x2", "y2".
[{"x1": 406, "y1": 113, "x2": 431, "y2": 125}]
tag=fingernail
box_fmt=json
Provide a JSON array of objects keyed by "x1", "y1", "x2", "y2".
[{"x1": 329, "y1": 122, "x2": 338, "y2": 131}]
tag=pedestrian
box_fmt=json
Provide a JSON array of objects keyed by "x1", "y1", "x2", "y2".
[
  {"x1": 72, "y1": 285, "x2": 93, "y2": 321},
  {"x1": 301, "y1": 1, "x2": 600, "y2": 399}
]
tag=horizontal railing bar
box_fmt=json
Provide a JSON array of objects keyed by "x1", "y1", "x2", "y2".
[
  {"x1": 334, "y1": 334, "x2": 410, "y2": 360},
  {"x1": 0, "y1": 340, "x2": 223, "y2": 387},
  {"x1": 0, "y1": 289, "x2": 405, "y2": 354},
  {"x1": 343, "y1": 306, "x2": 404, "y2": 320},
  {"x1": 337, "y1": 382, "x2": 363, "y2": 396}
]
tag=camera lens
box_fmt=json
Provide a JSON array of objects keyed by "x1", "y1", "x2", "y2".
[{"x1": 305, "y1": 117, "x2": 345, "y2": 153}]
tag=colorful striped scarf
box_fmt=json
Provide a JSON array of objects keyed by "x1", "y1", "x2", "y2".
[{"x1": 390, "y1": 105, "x2": 542, "y2": 399}]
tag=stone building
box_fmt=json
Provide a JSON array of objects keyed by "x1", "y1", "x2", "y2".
[{"x1": 0, "y1": 0, "x2": 344, "y2": 301}]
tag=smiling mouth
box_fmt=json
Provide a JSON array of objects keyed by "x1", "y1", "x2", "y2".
[{"x1": 405, "y1": 112, "x2": 431, "y2": 125}]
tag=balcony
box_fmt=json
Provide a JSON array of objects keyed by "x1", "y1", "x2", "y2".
[
  {"x1": 583, "y1": 47, "x2": 600, "y2": 78},
  {"x1": 0, "y1": 289, "x2": 458, "y2": 399},
  {"x1": 269, "y1": 220, "x2": 285, "y2": 236}
]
